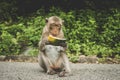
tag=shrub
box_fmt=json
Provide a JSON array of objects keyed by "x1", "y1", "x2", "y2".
[{"x1": 0, "y1": 8, "x2": 120, "y2": 62}]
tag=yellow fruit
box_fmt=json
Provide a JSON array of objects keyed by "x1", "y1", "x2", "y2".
[{"x1": 48, "y1": 35, "x2": 55, "y2": 42}]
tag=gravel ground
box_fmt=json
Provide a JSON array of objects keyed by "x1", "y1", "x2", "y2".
[{"x1": 0, "y1": 62, "x2": 120, "y2": 80}]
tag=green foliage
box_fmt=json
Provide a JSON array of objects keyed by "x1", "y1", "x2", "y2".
[
  {"x1": 0, "y1": 7, "x2": 120, "y2": 62},
  {"x1": 0, "y1": 16, "x2": 45, "y2": 55},
  {"x1": 0, "y1": 25, "x2": 20, "y2": 55}
]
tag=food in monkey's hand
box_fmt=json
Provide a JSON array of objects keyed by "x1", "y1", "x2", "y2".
[{"x1": 47, "y1": 35, "x2": 67, "y2": 47}]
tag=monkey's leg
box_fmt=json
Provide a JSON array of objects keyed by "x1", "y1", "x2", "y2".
[
  {"x1": 38, "y1": 52, "x2": 47, "y2": 72},
  {"x1": 38, "y1": 52, "x2": 56, "y2": 75},
  {"x1": 58, "y1": 53, "x2": 71, "y2": 77}
]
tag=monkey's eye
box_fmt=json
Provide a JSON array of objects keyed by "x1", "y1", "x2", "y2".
[
  {"x1": 49, "y1": 26, "x2": 53, "y2": 30},
  {"x1": 50, "y1": 23, "x2": 61, "y2": 30},
  {"x1": 57, "y1": 26, "x2": 61, "y2": 30},
  {"x1": 57, "y1": 24, "x2": 61, "y2": 27}
]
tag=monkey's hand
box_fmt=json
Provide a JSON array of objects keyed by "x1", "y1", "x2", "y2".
[
  {"x1": 60, "y1": 42, "x2": 67, "y2": 47},
  {"x1": 61, "y1": 42, "x2": 67, "y2": 51}
]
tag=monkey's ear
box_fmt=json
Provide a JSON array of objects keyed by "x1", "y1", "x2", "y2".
[{"x1": 46, "y1": 18, "x2": 48, "y2": 23}]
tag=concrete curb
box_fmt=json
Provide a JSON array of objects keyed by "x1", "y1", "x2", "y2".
[
  {"x1": 0, "y1": 55, "x2": 38, "y2": 62},
  {"x1": 0, "y1": 55, "x2": 120, "y2": 63}
]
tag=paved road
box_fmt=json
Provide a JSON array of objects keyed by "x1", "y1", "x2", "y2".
[{"x1": 0, "y1": 62, "x2": 120, "y2": 80}]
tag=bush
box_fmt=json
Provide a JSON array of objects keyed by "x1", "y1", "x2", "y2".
[
  {"x1": 0, "y1": 24, "x2": 20, "y2": 55},
  {"x1": 0, "y1": 8, "x2": 120, "y2": 62},
  {"x1": 0, "y1": 16, "x2": 45, "y2": 55}
]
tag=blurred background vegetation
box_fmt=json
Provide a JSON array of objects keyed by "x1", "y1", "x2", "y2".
[{"x1": 0, "y1": 0, "x2": 120, "y2": 62}]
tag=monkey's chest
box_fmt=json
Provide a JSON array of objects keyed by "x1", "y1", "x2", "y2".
[{"x1": 45, "y1": 45, "x2": 63, "y2": 63}]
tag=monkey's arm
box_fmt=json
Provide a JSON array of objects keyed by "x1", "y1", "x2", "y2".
[{"x1": 39, "y1": 33, "x2": 49, "y2": 51}]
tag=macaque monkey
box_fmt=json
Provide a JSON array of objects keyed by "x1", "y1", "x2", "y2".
[{"x1": 38, "y1": 16, "x2": 71, "y2": 77}]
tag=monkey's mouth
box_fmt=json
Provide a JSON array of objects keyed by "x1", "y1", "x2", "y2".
[{"x1": 51, "y1": 34, "x2": 58, "y2": 37}]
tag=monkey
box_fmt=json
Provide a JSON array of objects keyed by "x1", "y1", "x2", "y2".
[{"x1": 38, "y1": 16, "x2": 71, "y2": 77}]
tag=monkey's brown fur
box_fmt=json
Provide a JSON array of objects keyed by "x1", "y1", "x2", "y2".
[{"x1": 38, "y1": 16, "x2": 71, "y2": 77}]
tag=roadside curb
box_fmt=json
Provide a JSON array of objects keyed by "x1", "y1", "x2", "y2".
[
  {"x1": 0, "y1": 55, "x2": 120, "y2": 64},
  {"x1": 0, "y1": 55, "x2": 38, "y2": 62}
]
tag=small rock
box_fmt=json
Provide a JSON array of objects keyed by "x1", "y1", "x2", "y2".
[
  {"x1": 78, "y1": 55, "x2": 98, "y2": 63},
  {"x1": 0, "y1": 56, "x2": 6, "y2": 61},
  {"x1": 87, "y1": 55, "x2": 98, "y2": 63},
  {"x1": 78, "y1": 55, "x2": 87, "y2": 63}
]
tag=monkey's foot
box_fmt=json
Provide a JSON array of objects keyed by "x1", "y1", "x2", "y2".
[
  {"x1": 47, "y1": 70, "x2": 57, "y2": 75},
  {"x1": 58, "y1": 71, "x2": 66, "y2": 77},
  {"x1": 58, "y1": 69, "x2": 72, "y2": 77},
  {"x1": 50, "y1": 66, "x2": 62, "y2": 72}
]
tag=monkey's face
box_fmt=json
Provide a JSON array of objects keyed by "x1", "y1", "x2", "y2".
[
  {"x1": 46, "y1": 16, "x2": 63, "y2": 37},
  {"x1": 49, "y1": 23, "x2": 61, "y2": 36}
]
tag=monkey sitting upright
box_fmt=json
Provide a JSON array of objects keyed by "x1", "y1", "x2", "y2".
[{"x1": 38, "y1": 16, "x2": 71, "y2": 77}]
